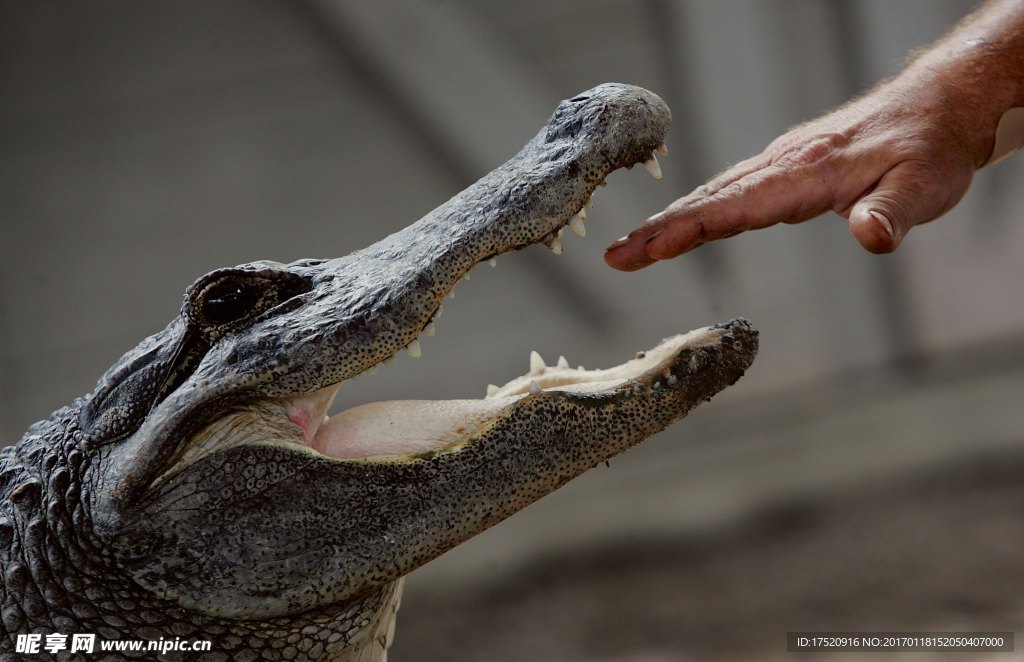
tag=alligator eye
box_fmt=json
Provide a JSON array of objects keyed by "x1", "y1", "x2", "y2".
[
  {"x1": 185, "y1": 268, "x2": 313, "y2": 332},
  {"x1": 200, "y1": 280, "x2": 262, "y2": 326}
]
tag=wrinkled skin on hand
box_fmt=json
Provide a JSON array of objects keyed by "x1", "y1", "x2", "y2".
[{"x1": 606, "y1": 0, "x2": 1024, "y2": 271}]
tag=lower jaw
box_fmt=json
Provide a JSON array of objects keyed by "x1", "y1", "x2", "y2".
[{"x1": 288, "y1": 324, "x2": 730, "y2": 461}]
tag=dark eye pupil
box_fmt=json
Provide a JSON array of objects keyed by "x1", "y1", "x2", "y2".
[{"x1": 202, "y1": 282, "x2": 260, "y2": 325}]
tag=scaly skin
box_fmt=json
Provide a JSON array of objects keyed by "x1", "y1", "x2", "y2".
[{"x1": 1, "y1": 84, "x2": 757, "y2": 661}]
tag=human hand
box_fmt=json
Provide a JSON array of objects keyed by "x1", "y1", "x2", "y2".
[{"x1": 605, "y1": 72, "x2": 999, "y2": 271}]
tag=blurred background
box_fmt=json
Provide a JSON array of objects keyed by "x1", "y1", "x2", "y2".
[{"x1": 2, "y1": 1, "x2": 1023, "y2": 659}]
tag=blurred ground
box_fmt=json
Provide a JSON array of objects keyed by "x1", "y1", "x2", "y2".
[
  {"x1": 394, "y1": 455, "x2": 1024, "y2": 661},
  {"x1": 395, "y1": 452, "x2": 1024, "y2": 661}
]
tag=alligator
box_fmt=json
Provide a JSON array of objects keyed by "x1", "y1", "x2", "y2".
[{"x1": 0, "y1": 83, "x2": 758, "y2": 661}]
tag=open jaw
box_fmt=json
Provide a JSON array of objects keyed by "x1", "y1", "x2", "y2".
[
  {"x1": 171, "y1": 140, "x2": 729, "y2": 471},
  {"x1": 176, "y1": 320, "x2": 749, "y2": 473},
  {"x1": 175, "y1": 135, "x2": 684, "y2": 471},
  {"x1": 170, "y1": 124, "x2": 681, "y2": 470},
  {"x1": 147, "y1": 83, "x2": 756, "y2": 489}
]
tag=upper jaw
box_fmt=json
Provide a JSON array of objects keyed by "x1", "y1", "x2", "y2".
[
  {"x1": 99, "y1": 83, "x2": 672, "y2": 497},
  {"x1": 166, "y1": 86, "x2": 673, "y2": 468}
]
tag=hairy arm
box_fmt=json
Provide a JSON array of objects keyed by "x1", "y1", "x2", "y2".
[{"x1": 606, "y1": 0, "x2": 1024, "y2": 271}]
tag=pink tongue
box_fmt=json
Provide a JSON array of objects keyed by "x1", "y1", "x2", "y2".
[
  {"x1": 285, "y1": 384, "x2": 341, "y2": 444},
  {"x1": 311, "y1": 398, "x2": 519, "y2": 459}
]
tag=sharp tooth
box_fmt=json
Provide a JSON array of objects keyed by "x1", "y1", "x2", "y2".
[
  {"x1": 642, "y1": 155, "x2": 663, "y2": 180},
  {"x1": 585, "y1": 197, "x2": 594, "y2": 211},
  {"x1": 447, "y1": 289, "x2": 456, "y2": 299},
  {"x1": 407, "y1": 339, "x2": 422, "y2": 358},
  {"x1": 667, "y1": 374, "x2": 678, "y2": 386},
  {"x1": 530, "y1": 350, "x2": 546, "y2": 373},
  {"x1": 436, "y1": 305, "x2": 443, "y2": 318},
  {"x1": 653, "y1": 381, "x2": 661, "y2": 390},
  {"x1": 368, "y1": 365, "x2": 379, "y2": 375},
  {"x1": 529, "y1": 380, "x2": 543, "y2": 394},
  {"x1": 655, "y1": 143, "x2": 669, "y2": 156},
  {"x1": 424, "y1": 322, "x2": 436, "y2": 337},
  {"x1": 577, "y1": 365, "x2": 585, "y2": 371},
  {"x1": 488, "y1": 257, "x2": 497, "y2": 267},
  {"x1": 577, "y1": 207, "x2": 587, "y2": 221},
  {"x1": 486, "y1": 384, "x2": 499, "y2": 397},
  {"x1": 569, "y1": 214, "x2": 586, "y2": 237},
  {"x1": 462, "y1": 273, "x2": 471, "y2": 281},
  {"x1": 557, "y1": 355, "x2": 569, "y2": 368},
  {"x1": 549, "y1": 237, "x2": 563, "y2": 255}
]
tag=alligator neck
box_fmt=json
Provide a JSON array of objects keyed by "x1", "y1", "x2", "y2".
[{"x1": 2, "y1": 407, "x2": 403, "y2": 660}]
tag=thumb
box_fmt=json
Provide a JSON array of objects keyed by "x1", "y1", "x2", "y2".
[
  {"x1": 848, "y1": 203, "x2": 902, "y2": 254},
  {"x1": 847, "y1": 162, "x2": 960, "y2": 254}
]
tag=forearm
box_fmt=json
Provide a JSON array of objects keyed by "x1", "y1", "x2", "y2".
[{"x1": 900, "y1": 0, "x2": 1024, "y2": 166}]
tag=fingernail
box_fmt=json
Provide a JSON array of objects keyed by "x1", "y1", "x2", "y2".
[
  {"x1": 643, "y1": 228, "x2": 664, "y2": 245},
  {"x1": 606, "y1": 236, "x2": 631, "y2": 251},
  {"x1": 869, "y1": 210, "x2": 894, "y2": 237}
]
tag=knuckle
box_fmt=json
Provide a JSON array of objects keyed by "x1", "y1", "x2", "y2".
[
  {"x1": 773, "y1": 132, "x2": 850, "y2": 168},
  {"x1": 717, "y1": 179, "x2": 748, "y2": 198},
  {"x1": 691, "y1": 182, "x2": 715, "y2": 198}
]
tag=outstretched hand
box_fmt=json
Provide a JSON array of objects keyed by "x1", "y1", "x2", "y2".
[{"x1": 605, "y1": 70, "x2": 998, "y2": 271}]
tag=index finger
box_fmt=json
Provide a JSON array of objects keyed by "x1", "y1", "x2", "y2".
[
  {"x1": 607, "y1": 157, "x2": 837, "y2": 269},
  {"x1": 602, "y1": 154, "x2": 770, "y2": 271}
]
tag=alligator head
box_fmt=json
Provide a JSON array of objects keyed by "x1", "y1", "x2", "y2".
[{"x1": 3, "y1": 83, "x2": 757, "y2": 660}]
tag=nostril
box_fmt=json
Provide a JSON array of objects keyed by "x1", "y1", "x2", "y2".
[{"x1": 569, "y1": 94, "x2": 591, "y2": 103}]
